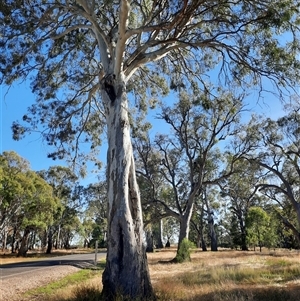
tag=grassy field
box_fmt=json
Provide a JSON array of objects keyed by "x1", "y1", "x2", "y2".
[
  {"x1": 151, "y1": 248, "x2": 300, "y2": 301},
  {"x1": 2, "y1": 247, "x2": 300, "y2": 301}
]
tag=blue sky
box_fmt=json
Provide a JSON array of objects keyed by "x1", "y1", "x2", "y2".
[
  {"x1": 1, "y1": 82, "x2": 68, "y2": 167},
  {"x1": 0, "y1": 82, "x2": 107, "y2": 185},
  {"x1": 1, "y1": 79, "x2": 285, "y2": 185}
]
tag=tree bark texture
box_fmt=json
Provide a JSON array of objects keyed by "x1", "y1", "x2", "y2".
[
  {"x1": 145, "y1": 229, "x2": 154, "y2": 253},
  {"x1": 101, "y1": 82, "x2": 155, "y2": 300},
  {"x1": 157, "y1": 219, "x2": 164, "y2": 249},
  {"x1": 46, "y1": 227, "x2": 53, "y2": 254},
  {"x1": 17, "y1": 227, "x2": 30, "y2": 257},
  {"x1": 177, "y1": 202, "x2": 194, "y2": 246},
  {"x1": 209, "y1": 213, "x2": 218, "y2": 251},
  {"x1": 210, "y1": 224, "x2": 218, "y2": 252},
  {"x1": 2, "y1": 228, "x2": 7, "y2": 251},
  {"x1": 239, "y1": 221, "x2": 248, "y2": 251},
  {"x1": 177, "y1": 208, "x2": 193, "y2": 260}
]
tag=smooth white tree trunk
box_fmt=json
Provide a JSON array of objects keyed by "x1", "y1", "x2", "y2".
[
  {"x1": 101, "y1": 81, "x2": 154, "y2": 300},
  {"x1": 157, "y1": 219, "x2": 164, "y2": 249}
]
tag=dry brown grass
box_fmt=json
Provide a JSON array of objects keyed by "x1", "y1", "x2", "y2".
[
  {"x1": 10, "y1": 247, "x2": 300, "y2": 301},
  {"x1": 150, "y1": 248, "x2": 300, "y2": 301},
  {"x1": 43, "y1": 277, "x2": 103, "y2": 301}
]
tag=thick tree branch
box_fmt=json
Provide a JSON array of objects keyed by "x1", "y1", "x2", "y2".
[{"x1": 114, "y1": 0, "x2": 130, "y2": 76}]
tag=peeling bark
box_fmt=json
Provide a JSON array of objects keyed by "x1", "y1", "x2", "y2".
[{"x1": 101, "y1": 79, "x2": 155, "y2": 300}]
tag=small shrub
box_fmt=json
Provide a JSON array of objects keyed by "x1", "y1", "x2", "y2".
[{"x1": 175, "y1": 238, "x2": 195, "y2": 263}]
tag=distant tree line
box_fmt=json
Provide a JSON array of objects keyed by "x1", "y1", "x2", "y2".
[{"x1": 0, "y1": 151, "x2": 107, "y2": 256}]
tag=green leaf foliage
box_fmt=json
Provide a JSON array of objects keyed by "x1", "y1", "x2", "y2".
[
  {"x1": 0, "y1": 151, "x2": 59, "y2": 235},
  {"x1": 175, "y1": 238, "x2": 195, "y2": 263},
  {"x1": 0, "y1": 1, "x2": 299, "y2": 164}
]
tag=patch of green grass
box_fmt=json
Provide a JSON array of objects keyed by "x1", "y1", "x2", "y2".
[
  {"x1": 25, "y1": 261, "x2": 105, "y2": 300},
  {"x1": 26, "y1": 269, "x2": 101, "y2": 297}
]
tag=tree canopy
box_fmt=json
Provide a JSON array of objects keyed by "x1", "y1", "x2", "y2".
[{"x1": 1, "y1": 1, "x2": 299, "y2": 165}]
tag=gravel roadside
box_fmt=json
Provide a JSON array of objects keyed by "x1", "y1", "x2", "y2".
[{"x1": 0, "y1": 265, "x2": 80, "y2": 301}]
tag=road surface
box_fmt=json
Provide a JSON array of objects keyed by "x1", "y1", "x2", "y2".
[{"x1": 0, "y1": 252, "x2": 106, "y2": 279}]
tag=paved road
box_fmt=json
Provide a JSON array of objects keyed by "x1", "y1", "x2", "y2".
[{"x1": 0, "y1": 252, "x2": 106, "y2": 279}]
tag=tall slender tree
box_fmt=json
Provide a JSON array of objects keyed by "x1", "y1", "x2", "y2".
[
  {"x1": 220, "y1": 160, "x2": 262, "y2": 250},
  {"x1": 38, "y1": 166, "x2": 82, "y2": 252},
  {"x1": 242, "y1": 107, "x2": 300, "y2": 244},
  {"x1": 135, "y1": 90, "x2": 249, "y2": 259},
  {"x1": 17, "y1": 170, "x2": 58, "y2": 257},
  {"x1": 1, "y1": 1, "x2": 299, "y2": 299},
  {"x1": 0, "y1": 151, "x2": 58, "y2": 256},
  {"x1": 0, "y1": 151, "x2": 31, "y2": 248}
]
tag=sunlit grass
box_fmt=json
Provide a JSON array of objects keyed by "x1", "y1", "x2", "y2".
[
  {"x1": 25, "y1": 269, "x2": 102, "y2": 299},
  {"x1": 152, "y1": 248, "x2": 300, "y2": 301},
  {"x1": 23, "y1": 261, "x2": 104, "y2": 301},
  {"x1": 19, "y1": 248, "x2": 300, "y2": 301}
]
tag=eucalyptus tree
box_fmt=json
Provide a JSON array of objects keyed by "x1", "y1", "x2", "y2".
[
  {"x1": 1, "y1": 1, "x2": 300, "y2": 299},
  {"x1": 0, "y1": 151, "x2": 29, "y2": 250},
  {"x1": 162, "y1": 216, "x2": 179, "y2": 247},
  {"x1": 190, "y1": 198, "x2": 208, "y2": 250},
  {"x1": 242, "y1": 108, "x2": 300, "y2": 244},
  {"x1": 136, "y1": 90, "x2": 247, "y2": 258},
  {"x1": 17, "y1": 170, "x2": 59, "y2": 257},
  {"x1": 220, "y1": 160, "x2": 263, "y2": 250},
  {"x1": 82, "y1": 181, "x2": 108, "y2": 247},
  {"x1": 0, "y1": 152, "x2": 32, "y2": 251},
  {"x1": 38, "y1": 166, "x2": 83, "y2": 252},
  {"x1": 200, "y1": 187, "x2": 221, "y2": 251},
  {"x1": 134, "y1": 134, "x2": 167, "y2": 250},
  {"x1": 0, "y1": 151, "x2": 58, "y2": 255}
]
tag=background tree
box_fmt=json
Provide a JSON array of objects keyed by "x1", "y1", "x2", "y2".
[
  {"x1": 190, "y1": 199, "x2": 208, "y2": 250},
  {"x1": 136, "y1": 90, "x2": 246, "y2": 258},
  {"x1": 242, "y1": 107, "x2": 300, "y2": 244},
  {"x1": 1, "y1": 1, "x2": 300, "y2": 299},
  {"x1": 134, "y1": 135, "x2": 167, "y2": 251},
  {"x1": 81, "y1": 181, "x2": 108, "y2": 248},
  {"x1": 163, "y1": 217, "x2": 180, "y2": 248},
  {"x1": 38, "y1": 166, "x2": 83, "y2": 253},
  {"x1": 79, "y1": 217, "x2": 94, "y2": 248},
  {"x1": 220, "y1": 160, "x2": 263, "y2": 250},
  {"x1": 0, "y1": 151, "x2": 31, "y2": 252},
  {"x1": 201, "y1": 187, "x2": 221, "y2": 251},
  {"x1": 0, "y1": 151, "x2": 59, "y2": 256},
  {"x1": 246, "y1": 206, "x2": 273, "y2": 252},
  {"x1": 17, "y1": 171, "x2": 58, "y2": 257}
]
